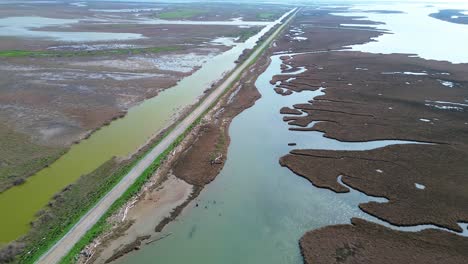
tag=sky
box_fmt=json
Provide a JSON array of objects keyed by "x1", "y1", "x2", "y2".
[{"x1": 2, "y1": 0, "x2": 468, "y2": 7}]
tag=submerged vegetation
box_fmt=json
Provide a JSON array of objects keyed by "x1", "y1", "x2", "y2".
[{"x1": 0, "y1": 46, "x2": 180, "y2": 58}]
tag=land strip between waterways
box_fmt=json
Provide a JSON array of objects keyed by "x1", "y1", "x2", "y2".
[{"x1": 37, "y1": 8, "x2": 298, "y2": 264}]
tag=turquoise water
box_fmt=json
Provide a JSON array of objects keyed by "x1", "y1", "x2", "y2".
[{"x1": 115, "y1": 54, "x2": 425, "y2": 264}]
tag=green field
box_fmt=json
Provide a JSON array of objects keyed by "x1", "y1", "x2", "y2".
[
  {"x1": 0, "y1": 46, "x2": 180, "y2": 58},
  {"x1": 232, "y1": 27, "x2": 262, "y2": 42},
  {"x1": 257, "y1": 12, "x2": 276, "y2": 20},
  {"x1": 157, "y1": 9, "x2": 206, "y2": 19}
]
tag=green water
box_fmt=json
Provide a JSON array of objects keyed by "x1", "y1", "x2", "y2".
[
  {"x1": 114, "y1": 54, "x2": 424, "y2": 264},
  {"x1": 0, "y1": 16, "x2": 287, "y2": 243}
]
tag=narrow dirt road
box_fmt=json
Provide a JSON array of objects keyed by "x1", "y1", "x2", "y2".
[{"x1": 37, "y1": 9, "x2": 296, "y2": 264}]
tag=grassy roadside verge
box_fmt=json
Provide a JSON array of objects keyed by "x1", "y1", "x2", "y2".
[
  {"x1": 32, "y1": 10, "x2": 296, "y2": 264},
  {"x1": 0, "y1": 46, "x2": 179, "y2": 58}
]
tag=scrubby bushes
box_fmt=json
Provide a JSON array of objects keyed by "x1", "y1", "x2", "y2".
[{"x1": 0, "y1": 242, "x2": 25, "y2": 263}]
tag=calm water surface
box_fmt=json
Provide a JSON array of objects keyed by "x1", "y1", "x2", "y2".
[{"x1": 335, "y1": 3, "x2": 468, "y2": 63}]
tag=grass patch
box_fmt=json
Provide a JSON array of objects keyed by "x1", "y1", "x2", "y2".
[
  {"x1": 157, "y1": 9, "x2": 206, "y2": 19},
  {"x1": 0, "y1": 46, "x2": 180, "y2": 58},
  {"x1": 257, "y1": 12, "x2": 277, "y2": 20},
  {"x1": 231, "y1": 27, "x2": 262, "y2": 43}
]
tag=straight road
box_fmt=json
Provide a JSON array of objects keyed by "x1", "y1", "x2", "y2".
[{"x1": 37, "y1": 8, "x2": 297, "y2": 264}]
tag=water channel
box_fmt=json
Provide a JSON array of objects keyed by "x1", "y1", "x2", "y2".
[{"x1": 0, "y1": 10, "x2": 294, "y2": 243}]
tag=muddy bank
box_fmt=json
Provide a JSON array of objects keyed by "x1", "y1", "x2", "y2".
[
  {"x1": 101, "y1": 175, "x2": 194, "y2": 264},
  {"x1": 300, "y1": 218, "x2": 468, "y2": 264},
  {"x1": 172, "y1": 59, "x2": 263, "y2": 187}
]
